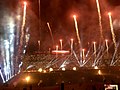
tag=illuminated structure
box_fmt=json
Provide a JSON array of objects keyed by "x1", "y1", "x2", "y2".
[{"x1": 23, "y1": 37, "x2": 120, "y2": 72}]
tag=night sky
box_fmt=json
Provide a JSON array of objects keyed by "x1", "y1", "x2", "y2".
[
  {"x1": 1, "y1": 0, "x2": 120, "y2": 54},
  {"x1": 26, "y1": 0, "x2": 120, "y2": 54}
]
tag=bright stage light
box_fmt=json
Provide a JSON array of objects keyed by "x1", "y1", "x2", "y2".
[
  {"x1": 49, "y1": 68, "x2": 53, "y2": 72},
  {"x1": 38, "y1": 68, "x2": 42, "y2": 72},
  {"x1": 52, "y1": 50, "x2": 70, "y2": 54},
  {"x1": 98, "y1": 70, "x2": 102, "y2": 75},
  {"x1": 73, "y1": 67, "x2": 77, "y2": 71},
  {"x1": 62, "y1": 67, "x2": 65, "y2": 71},
  {"x1": 25, "y1": 76, "x2": 30, "y2": 82},
  {"x1": 43, "y1": 70, "x2": 46, "y2": 73},
  {"x1": 94, "y1": 66, "x2": 98, "y2": 69}
]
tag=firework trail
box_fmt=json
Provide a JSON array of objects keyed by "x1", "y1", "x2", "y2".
[
  {"x1": 73, "y1": 15, "x2": 81, "y2": 44},
  {"x1": 55, "y1": 45, "x2": 59, "y2": 57},
  {"x1": 92, "y1": 43, "x2": 103, "y2": 66},
  {"x1": 73, "y1": 15, "x2": 83, "y2": 65},
  {"x1": 70, "y1": 39, "x2": 73, "y2": 54},
  {"x1": 47, "y1": 22, "x2": 54, "y2": 45},
  {"x1": 108, "y1": 12, "x2": 117, "y2": 49},
  {"x1": 73, "y1": 50, "x2": 81, "y2": 66},
  {"x1": 93, "y1": 42, "x2": 97, "y2": 57},
  {"x1": 95, "y1": 0, "x2": 104, "y2": 40},
  {"x1": 105, "y1": 39, "x2": 109, "y2": 55},
  {"x1": 38, "y1": 40, "x2": 40, "y2": 50},
  {"x1": 82, "y1": 49, "x2": 85, "y2": 63},
  {"x1": 20, "y1": 2, "x2": 27, "y2": 46},
  {"x1": 110, "y1": 43, "x2": 119, "y2": 65},
  {"x1": 60, "y1": 39, "x2": 63, "y2": 50}
]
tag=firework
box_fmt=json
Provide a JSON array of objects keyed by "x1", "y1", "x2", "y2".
[
  {"x1": 70, "y1": 39, "x2": 74, "y2": 54},
  {"x1": 95, "y1": 0, "x2": 104, "y2": 40},
  {"x1": 55, "y1": 45, "x2": 59, "y2": 57},
  {"x1": 60, "y1": 39, "x2": 63, "y2": 50},
  {"x1": 38, "y1": 40, "x2": 40, "y2": 50},
  {"x1": 108, "y1": 12, "x2": 117, "y2": 49},
  {"x1": 82, "y1": 49, "x2": 85, "y2": 63},
  {"x1": 105, "y1": 39, "x2": 109, "y2": 55},
  {"x1": 52, "y1": 50, "x2": 70, "y2": 54},
  {"x1": 93, "y1": 42, "x2": 97, "y2": 57},
  {"x1": 47, "y1": 22, "x2": 54, "y2": 45},
  {"x1": 20, "y1": 1, "x2": 27, "y2": 46},
  {"x1": 73, "y1": 15, "x2": 81, "y2": 44},
  {"x1": 56, "y1": 45, "x2": 59, "y2": 50}
]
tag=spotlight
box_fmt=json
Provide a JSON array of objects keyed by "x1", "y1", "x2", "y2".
[
  {"x1": 62, "y1": 67, "x2": 65, "y2": 71},
  {"x1": 38, "y1": 68, "x2": 42, "y2": 72},
  {"x1": 94, "y1": 66, "x2": 98, "y2": 69},
  {"x1": 49, "y1": 68, "x2": 53, "y2": 72},
  {"x1": 25, "y1": 76, "x2": 30, "y2": 83},
  {"x1": 73, "y1": 67, "x2": 77, "y2": 71},
  {"x1": 43, "y1": 70, "x2": 46, "y2": 73},
  {"x1": 98, "y1": 70, "x2": 102, "y2": 75}
]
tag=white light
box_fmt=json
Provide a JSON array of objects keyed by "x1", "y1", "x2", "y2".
[
  {"x1": 23, "y1": 49, "x2": 26, "y2": 54},
  {"x1": 38, "y1": 68, "x2": 42, "y2": 72},
  {"x1": 25, "y1": 76, "x2": 30, "y2": 82},
  {"x1": 73, "y1": 67, "x2": 77, "y2": 71},
  {"x1": 73, "y1": 15, "x2": 76, "y2": 18},
  {"x1": 49, "y1": 68, "x2": 53, "y2": 72},
  {"x1": 62, "y1": 67, "x2": 65, "y2": 71},
  {"x1": 98, "y1": 70, "x2": 102, "y2": 75},
  {"x1": 0, "y1": 70, "x2": 5, "y2": 83},
  {"x1": 60, "y1": 64, "x2": 66, "y2": 68},
  {"x1": 43, "y1": 70, "x2": 46, "y2": 73},
  {"x1": 94, "y1": 66, "x2": 98, "y2": 69}
]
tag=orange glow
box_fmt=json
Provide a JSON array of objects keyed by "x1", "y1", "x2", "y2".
[
  {"x1": 73, "y1": 67, "x2": 77, "y2": 71},
  {"x1": 108, "y1": 12, "x2": 111, "y2": 15},
  {"x1": 73, "y1": 15, "x2": 76, "y2": 18},
  {"x1": 23, "y1": 1, "x2": 27, "y2": 6},
  {"x1": 25, "y1": 76, "x2": 30, "y2": 82},
  {"x1": 43, "y1": 70, "x2": 46, "y2": 73},
  {"x1": 38, "y1": 68, "x2": 42, "y2": 72}
]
